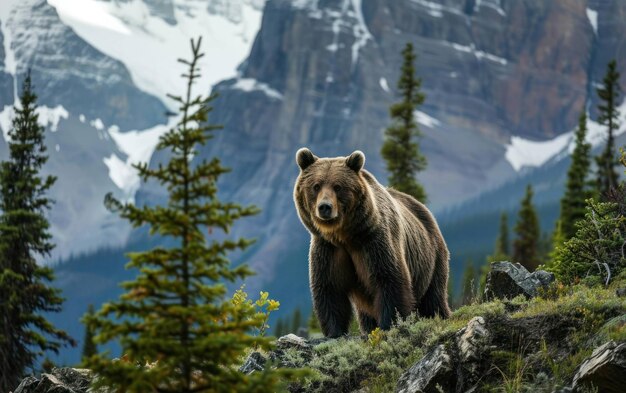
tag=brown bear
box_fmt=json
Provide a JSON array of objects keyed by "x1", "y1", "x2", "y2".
[{"x1": 293, "y1": 148, "x2": 451, "y2": 337}]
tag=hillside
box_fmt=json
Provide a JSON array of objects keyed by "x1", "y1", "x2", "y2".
[{"x1": 16, "y1": 264, "x2": 626, "y2": 392}]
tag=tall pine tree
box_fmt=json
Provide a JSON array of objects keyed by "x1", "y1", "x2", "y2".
[
  {"x1": 481, "y1": 212, "x2": 510, "y2": 295},
  {"x1": 291, "y1": 307, "x2": 302, "y2": 334},
  {"x1": 461, "y1": 262, "x2": 476, "y2": 306},
  {"x1": 81, "y1": 304, "x2": 97, "y2": 363},
  {"x1": 560, "y1": 111, "x2": 593, "y2": 241},
  {"x1": 0, "y1": 74, "x2": 74, "y2": 392},
  {"x1": 381, "y1": 42, "x2": 428, "y2": 202},
  {"x1": 85, "y1": 38, "x2": 296, "y2": 392},
  {"x1": 489, "y1": 212, "x2": 510, "y2": 262},
  {"x1": 513, "y1": 185, "x2": 541, "y2": 271},
  {"x1": 595, "y1": 60, "x2": 621, "y2": 197}
]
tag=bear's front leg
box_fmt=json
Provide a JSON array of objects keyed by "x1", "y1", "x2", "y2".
[
  {"x1": 309, "y1": 236, "x2": 353, "y2": 338},
  {"x1": 361, "y1": 237, "x2": 415, "y2": 330}
]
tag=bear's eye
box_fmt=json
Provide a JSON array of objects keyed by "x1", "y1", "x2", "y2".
[
  {"x1": 333, "y1": 185, "x2": 342, "y2": 192},
  {"x1": 313, "y1": 184, "x2": 321, "y2": 192}
]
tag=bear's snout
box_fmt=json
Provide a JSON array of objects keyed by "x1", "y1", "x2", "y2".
[{"x1": 317, "y1": 202, "x2": 333, "y2": 219}]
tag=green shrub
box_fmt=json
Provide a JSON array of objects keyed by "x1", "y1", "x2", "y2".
[{"x1": 550, "y1": 193, "x2": 626, "y2": 285}]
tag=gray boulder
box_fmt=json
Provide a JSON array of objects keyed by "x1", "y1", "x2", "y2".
[
  {"x1": 396, "y1": 317, "x2": 493, "y2": 393},
  {"x1": 14, "y1": 368, "x2": 93, "y2": 393},
  {"x1": 277, "y1": 333, "x2": 311, "y2": 350},
  {"x1": 239, "y1": 351, "x2": 267, "y2": 375},
  {"x1": 484, "y1": 261, "x2": 555, "y2": 300},
  {"x1": 456, "y1": 317, "x2": 491, "y2": 390},
  {"x1": 396, "y1": 344, "x2": 455, "y2": 393},
  {"x1": 572, "y1": 341, "x2": 626, "y2": 393}
]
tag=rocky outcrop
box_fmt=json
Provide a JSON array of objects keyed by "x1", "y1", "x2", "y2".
[
  {"x1": 572, "y1": 341, "x2": 626, "y2": 393},
  {"x1": 484, "y1": 261, "x2": 555, "y2": 300},
  {"x1": 14, "y1": 368, "x2": 94, "y2": 393},
  {"x1": 396, "y1": 316, "x2": 491, "y2": 393},
  {"x1": 396, "y1": 344, "x2": 454, "y2": 393}
]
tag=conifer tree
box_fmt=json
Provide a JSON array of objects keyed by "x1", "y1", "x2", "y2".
[
  {"x1": 85, "y1": 38, "x2": 295, "y2": 392},
  {"x1": 513, "y1": 185, "x2": 541, "y2": 271},
  {"x1": 595, "y1": 60, "x2": 622, "y2": 197},
  {"x1": 461, "y1": 262, "x2": 476, "y2": 305},
  {"x1": 0, "y1": 73, "x2": 74, "y2": 392},
  {"x1": 560, "y1": 111, "x2": 593, "y2": 240},
  {"x1": 489, "y1": 212, "x2": 510, "y2": 262},
  {"x1": 307, "y1": 310, "x2": 320, "y2": 333},
  {"x1": 291, "y1": 307, "x2": 302, "y2": 333},
  {"x1": 480, "y1": 213, "x2": 510, "y2": 295},
  {"x1": 81, "y1": 304, "x2": 97, "y2": 362},
  {"x1": 274, "y1": 318, "x2": 285, "y2": 337},
  {"x1": 381, "y1": 42, "x2": 428, "y2": 202}
]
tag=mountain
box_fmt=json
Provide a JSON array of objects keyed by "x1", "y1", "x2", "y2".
[
  {"x1": 1, "y1": 0, "x2": 626, "y2": 364},
  {"x1": 195, "y1": 0, "x2": 626, "y2": 300},
  {"x1": 0, "y1": 0, "x2": 263, "y2": 259}
]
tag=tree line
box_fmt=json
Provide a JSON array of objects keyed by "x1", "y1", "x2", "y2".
[{"x1": 457, "y1": 60, "x2": 624, "y2": 305}]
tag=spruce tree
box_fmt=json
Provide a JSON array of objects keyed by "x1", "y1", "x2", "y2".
[
  {"x1": 291, "y1": 307, "x2": 302, "y2": 334},
  {"x1": 461, "y1": 262, "x2": 476, "y2": 305},
  {"x1": 381, "y1": 42, "x2": 428, "y2": 202},
  {"x1": 513, "y1": 185, "x2": 541, "y2": 271},
  {"x1": 560, "y1": 111, "x2": 593, "y2": 240},
  {"x1": 480, "y1": 212, "x2": 511, "y2": 295},
  {"x1": 81, "y1": 304, "x2": 97, "y2": 362},
  {"x1": 0, "y1": 74, "x2": 74, "y2": 392},
  {"x1": 85, "y1": 38, "x2": 295, "y2": 392},
  {"x1": 595, "y1": 60, "x2": 621, "y2": 197},
  {"x1": 274, "y1": 318, "x2": 285, "y2": 337},
  {"x1": 489, "y1": 212, "x2": 510, "y2": 262}
]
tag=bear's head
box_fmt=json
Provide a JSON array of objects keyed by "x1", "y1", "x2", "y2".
[{"x1": 294, "y1": 148, "x2": 366, "y2": 236}]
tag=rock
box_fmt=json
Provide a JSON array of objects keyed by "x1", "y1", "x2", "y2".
[
  {"x1": 572, "y1": 341, "x2": 626, "y2": 393},
  {"x1": 484, "y1": 261, "x2": 555, "y2": 300},
  {"x1": 277, "y1": 333, "x2": 311, "y2": 350},
  {"x1": 456, "y1": 317, "x2": 491, "y2": 389},
  {"x1": 239, "y1": 351, "x2": 267, "y2": 375},
  {"x1": 395, "y1": 344, "x2": 455, "y2": 393},
  {"x1": 13, "y1": 368, "x2": 93, "y2": 393},
  {"x1": 616, "y1": 287, "x2": 626, "y2": 297}
]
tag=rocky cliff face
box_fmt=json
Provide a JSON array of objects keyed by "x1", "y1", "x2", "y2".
[{"x1": 196, "y1": 0, "x2": 626, "y2": 298}]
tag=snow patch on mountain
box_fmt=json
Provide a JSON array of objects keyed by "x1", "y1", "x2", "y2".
[
  {"x1": 379, "y1": 77, "x2": 390, "y2": 93},
  {"x1": 47, "y1": 0, "x2": 263, "y2": 106},
  {"x1": 506, "y1": 99, "x2": 626, "y2": 171},
  {"x1": 103, "y1": 118, "x2": 176, "y2": 199},
  {"x1": 0, "y1": 1, "x2": 18, "y2": 77},
  {"x1": 0, "y1": 104, "x2": 69, "y2": 140},
  {"x1": 474, "y1": 0, "x2": 506, "y2": 17},
  {"x1": 447, "y1": 41, "x2": 507, "y2": 65},
  {"x1": 586, "y1": 8, "x2": 598, "y2": 35},
  {"x1": 0, "y1": 105, "x2": 12, "y2": 141},
  {"x1": 36, "y1": 105, "x2": 69, "y2": 132},
  {"x1": 409, "y1": 0, "x2": 463, "y2": 18},
  {"x1": 415, "y1": 110, "x2": 441, "y2": 128},
  {"x1": 229, "y1": 78, "x2": 283, "y2": 100},
  {"x1": 349, "y1": 0, "x2": 371, "y2": 67},
  {"x1": 506, "y1": 133, "x2": 571, "y2": 171}
]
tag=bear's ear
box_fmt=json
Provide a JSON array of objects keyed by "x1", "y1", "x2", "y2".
[
  {"x1": 346, "y1": 150, "x2": 365, "y2": 172},
  {"x1": 296, "y1": 148, "x2": 318, "y2": 170}
]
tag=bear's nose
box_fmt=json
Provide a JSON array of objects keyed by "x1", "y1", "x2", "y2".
[{"x1": 318, "y1": 203, "x2": 333, "y2": 219}]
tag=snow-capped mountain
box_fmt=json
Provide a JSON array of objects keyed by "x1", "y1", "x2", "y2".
[{"x1": 0, "y1": 0, "x2": 263, "y2": 260}]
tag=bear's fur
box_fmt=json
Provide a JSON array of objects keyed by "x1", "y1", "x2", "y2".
[{"x1": 293, "y1": 148, "x2": 451, "y2": 337}]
